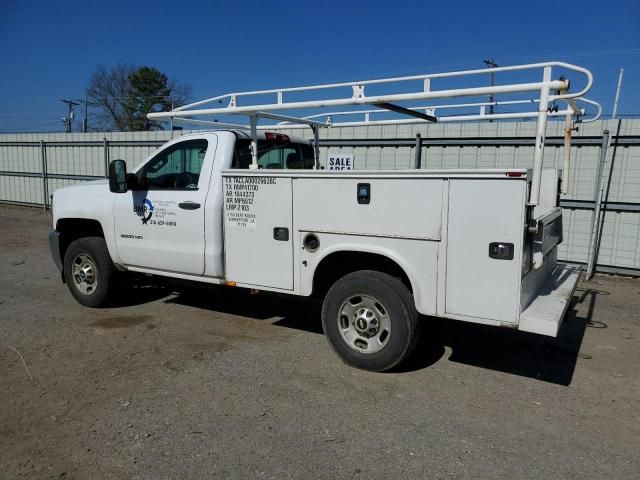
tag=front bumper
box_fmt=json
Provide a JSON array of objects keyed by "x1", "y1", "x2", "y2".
[{"x1": 49, "y1": 230, "x2": 63, "y2": 273}]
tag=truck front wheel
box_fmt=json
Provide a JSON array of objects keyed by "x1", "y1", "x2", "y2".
[
  {"x1": 63, "y1": 236, "x2": 116, "y2": 308},
  {"x1": 321, "y1": 270, "x2": 420, "y2": 372}
]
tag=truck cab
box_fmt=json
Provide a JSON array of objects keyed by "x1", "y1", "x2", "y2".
[
  {"x1": 50, "y1": 130, "x2": 315, "y2": 282},
  {"x1": 112, "y1": 131, "x2": 314, "y2": 277}
]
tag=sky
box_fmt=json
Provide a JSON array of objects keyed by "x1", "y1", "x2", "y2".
[{"x1": 0, "y1": 0, "x2": 639, "y2": 133}]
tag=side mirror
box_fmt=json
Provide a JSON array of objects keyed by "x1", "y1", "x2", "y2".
[{"x1": 108, "y1": 159, "x2": 128, "y2": 193}]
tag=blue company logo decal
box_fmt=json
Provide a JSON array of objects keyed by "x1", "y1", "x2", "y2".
[{"x1": 133, "y1": 198, "x2": 154, "y2": 225}]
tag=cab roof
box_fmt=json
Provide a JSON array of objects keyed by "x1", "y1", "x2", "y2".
[{"x1": 177, "y1": 129, "x2": 310, "y2": 145}]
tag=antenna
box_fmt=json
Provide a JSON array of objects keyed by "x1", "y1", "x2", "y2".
[{"x1": 612, "y1": 68, "x2": 624, "y2": 119}]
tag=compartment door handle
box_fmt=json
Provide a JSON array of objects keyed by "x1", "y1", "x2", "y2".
[{"x1": 273, "y1": 227, "x2": 289, "y2": 241}]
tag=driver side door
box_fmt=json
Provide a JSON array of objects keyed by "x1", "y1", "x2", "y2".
[{"x1": 114, "y1": 136, "x2": 216, "y2": 275}]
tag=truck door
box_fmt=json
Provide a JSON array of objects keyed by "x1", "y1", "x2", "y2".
[
  {"x1": 222, "y1": 174, "x2": 293, "y2": 290},
  {"x1": 114, "y1": 136, "x2": 216, "y2": 275}
]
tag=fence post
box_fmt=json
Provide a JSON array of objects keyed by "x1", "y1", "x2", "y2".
[
  {"x1": 414, "y1": 133, "x2": 423, "y2": 169},
  {"x1": 585, "y1": 129, "x2": 611, "y2": 280},
  {"x1": 40, "y1": 140, "x2": 48, "y2": 210},
  {"x1": 103, "y1": 137, "x2": 109, "y2": 178}
]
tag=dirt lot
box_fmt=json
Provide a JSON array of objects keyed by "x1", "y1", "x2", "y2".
[{"x1": 0, "y1": 204, "x2": 639, "y2": 479}]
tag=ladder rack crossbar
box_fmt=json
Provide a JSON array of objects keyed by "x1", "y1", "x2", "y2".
[
  {"x1": 275, "y1": 97, "x2": 601, "y2": 127},
  {"x1": 268, "y1": 109, "x2": 575, "y2": 130},
  {"x1": 152, "y1": 81, "x2": 566, "y2": 121}
]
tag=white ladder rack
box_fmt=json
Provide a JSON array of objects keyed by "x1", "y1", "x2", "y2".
[{"x1": 147, "y1": 61, "x2": 602, "y2": 205}]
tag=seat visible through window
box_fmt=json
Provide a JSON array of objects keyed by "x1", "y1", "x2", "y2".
[{"x1": 232, "y1": 139, "x2": 315, "y2": 169}]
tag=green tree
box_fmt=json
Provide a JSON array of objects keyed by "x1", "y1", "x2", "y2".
[
  {"x1": 124, "y1": 67, "x2": 171, "y2": 131},
  {"x1": 86, "y1": 64, "x2": 190, "y2": 131}
]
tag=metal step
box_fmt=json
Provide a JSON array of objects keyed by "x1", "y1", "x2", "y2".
[{"x1": 519, "y1": 264, "x2": 581, "y2": 337}]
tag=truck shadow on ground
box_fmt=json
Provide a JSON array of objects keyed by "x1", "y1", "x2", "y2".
[
  {"x1": 164, "y1": 284, "x2": 325, "y2": 334},
  {"x1": 402, "y1": 286, "x2": 606, "y2": 386},
  {"x1": 106, "y1": 274, "x2": 173, "y2": 307},
  {"x1": 159, "y1": 281, "x2": 605, "y2": 386}
]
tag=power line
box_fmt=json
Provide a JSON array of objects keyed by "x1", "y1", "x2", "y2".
[
  {"x1": 88, "y1": 95, "x2": 180, "y2": 101},
  {"x1": 0, "y1": 115, "x2": 60, "y2": 120},
  {"x1": 350, "y1": 47, "x2": 640, "y2": 83},
  {"x1": 494, "y1": 47, "x2": 640, "y2": 64},
  {"x1": 0, "y1": 121, "x2": 65, "y2": 133}
]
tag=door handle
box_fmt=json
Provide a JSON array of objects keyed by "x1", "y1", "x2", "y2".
[{"x1": 179, "y1": 201, "x2": 201, "y2": 210}]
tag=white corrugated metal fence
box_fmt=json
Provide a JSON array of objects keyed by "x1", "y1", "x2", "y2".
[{"x1": 1, "y1": 119, "x2": 639, "y2": 274}]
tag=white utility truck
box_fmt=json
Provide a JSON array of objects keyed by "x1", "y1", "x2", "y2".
[{"x1": 49, "y1": 62, "x2": 601, "y2": 371}]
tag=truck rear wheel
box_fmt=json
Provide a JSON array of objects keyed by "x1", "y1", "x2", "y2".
[
  {"x1": 63, "y1": 236, "x2": 116, "y2": 308},
  {"x1": 321, "y1": 270, "x2": 419, "y2": 372}
]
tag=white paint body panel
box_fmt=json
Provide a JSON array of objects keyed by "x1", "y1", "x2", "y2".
[
  {"x1": 50, "y1": 180, "x2": 121, "y2": 263},
  {"x1": 203, "y1": 131, "x2": 236, "y2": 277},
  {"x1": 221, "y1": 170, "x2": 531, "y2": 322},
  {"x1": 445, "y1": 179, "x2": 526, "y2": 323},
  {"x1": 300, "y1": 234, "x2": 440, "y2": 316},
  {"x1": 293, "y1": 178, "x2": 443, "y2": 240},
  {"x1": 223, "y1": 176, "x2": 294, "y2": 290},
  {"x1": 113, "y1": 134, "x2": 218, "y2": 275}
]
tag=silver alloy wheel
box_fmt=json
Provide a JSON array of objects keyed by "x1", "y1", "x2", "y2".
[
  {"x1": 71, "y1": 253, "x2": 98, "y2": 295},
  {"x1": 337, "y1": 294, "x2": 391, "y2": 354}
]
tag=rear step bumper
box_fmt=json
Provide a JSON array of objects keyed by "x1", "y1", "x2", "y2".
[{"x1": 518, "y1": 264, "x2": 581, "y2": 337}]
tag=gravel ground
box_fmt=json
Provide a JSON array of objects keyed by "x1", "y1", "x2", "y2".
[{"x1": 1, "y1": 204, "x2": 639, "y2": 479}]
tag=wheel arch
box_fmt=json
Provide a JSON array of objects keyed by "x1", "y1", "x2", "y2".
[
  {"x1": 311, "y1": 247, "x2": 417, "y2": 299},
  {"x1": 55, "y1": 218, "x2": 106, "y2": 279},
  {"x1": 306, "y1": 237, "x2": 437, "y2": 316}
]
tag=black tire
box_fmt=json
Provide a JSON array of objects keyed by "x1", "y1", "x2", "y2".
[
  {"x1": 321, "y1": 270, "x2": 420, "y2": 372},
  {"x1": 63, "y1": 236, "x2": 117, "y2": 308}
]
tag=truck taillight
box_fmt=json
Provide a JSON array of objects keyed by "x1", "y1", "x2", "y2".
[
  {"x1": 506, "y1": 171, "x2": 524, "y2": 177},
  {"x1": 265, "y1": 133, "x2": 290, "y2": 143}
]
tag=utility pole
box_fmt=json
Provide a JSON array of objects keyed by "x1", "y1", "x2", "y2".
[
  {"x1": 61, "y1": 99, "x2": 80, "y2": 133},
  {"x1": 483, "y1": 59, "x2": 498, "y2": 118},
  {"x1": 81, "y1": 96, "x2": 89, "y2": 133},
  {"x1": 170, "y1": 98, "x2": 174, "y2": 131},
  {"x1": 612, "y1": 68, "x2": 624, "y2": 119},
  {"x1": 75, "y1": 97, "x2": 95, "y2": 133}
]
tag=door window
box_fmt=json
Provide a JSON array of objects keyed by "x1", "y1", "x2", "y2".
[{"x1": 137, "y1": 139, "x2": 208, "y2": 190}]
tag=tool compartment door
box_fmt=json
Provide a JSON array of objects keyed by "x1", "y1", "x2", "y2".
[
  {"x1": 223, "y1": 175, "x2": 293, "y2": 290},
  {"x1": 445, "y1": 179, "x2": 526, "y2": 323}
]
